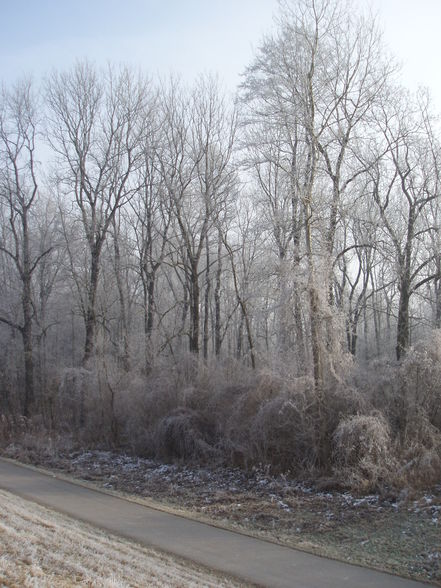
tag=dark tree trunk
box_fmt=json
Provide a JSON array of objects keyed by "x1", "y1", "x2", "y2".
[
  {"x1": 346, "y1": 316, "x2": 359, "y2": 356},
  {"x1": 113, "y1": 227, "x2": 130, "y2": 372},
  {"x1": 83, "y1": 249, "x2": 100, "y2": 365},
  {"x1": 396, "y1": 280, "x2": 410, "y2": 361},
  {"x1": 309, "y1": 284, "x2": 323, "y2": 390},
  {"x1": 236, "y1": 310, "x2": 244, "y2": 360},
  {"x1": 189, "y1": 266, "x2": 200, "y2": 354},
  {"x1": 22, "y1": 299, "x2": 34, "y2": 417},
  {"x1": 214, "y1": 234, "x2": 222, "y2": 356},
  {"x1": 22, "y1": 215, "x2": 34, "y2": 417},
  {"x1": 203, "y1": 241, "x2": 211, "y2": 360},
  {"x1": 396, "y1": 210, "x2": 414, "y2": 361},
  {"x1": 141, "y1": 265, "x2": 156, "y2": 374},
  {"x1": 435, "y1": 257, "x2": 441, "y2": 328},
  {"x1": 147, "y1": 278, "x2": 155, "y2": 336}
]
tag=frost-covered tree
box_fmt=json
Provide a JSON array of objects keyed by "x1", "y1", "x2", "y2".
[{"x1": 0, "y1": 80, "x2": 52, "y2": 415}]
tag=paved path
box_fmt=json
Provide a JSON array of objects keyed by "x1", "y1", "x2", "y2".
[{"x1": 0, "y1": 457, "x2": 429, "y2": 588}]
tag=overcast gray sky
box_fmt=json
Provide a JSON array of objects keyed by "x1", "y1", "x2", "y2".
[
  {"x1": 370, "y1": 0, "x2": 441, "y2": 109},
  {"x1": 1, "y1": 0, "x2": 441, "y2": 109}
]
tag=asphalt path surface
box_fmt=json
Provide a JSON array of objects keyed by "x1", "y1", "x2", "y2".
[{"x1": 0, "y1": 457, "x2": 430, "y2": 588}]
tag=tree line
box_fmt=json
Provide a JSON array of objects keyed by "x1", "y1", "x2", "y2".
[{"x1": 1, "y1": 0, "x2": 441, "y2": 485}]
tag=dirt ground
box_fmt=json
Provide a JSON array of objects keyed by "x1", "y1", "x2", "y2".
[{"x1": 2, "y1": 445, "x2": 440, "y2": 586}]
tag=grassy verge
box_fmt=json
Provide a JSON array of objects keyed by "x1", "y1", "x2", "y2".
[{"x1": 0, "y1": 487, "x2": 245, "y2": 588}]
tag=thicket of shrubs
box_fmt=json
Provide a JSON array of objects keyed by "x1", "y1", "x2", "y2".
[{"x1": 1, "y1": 332, "x2": 441, "y2": 495}]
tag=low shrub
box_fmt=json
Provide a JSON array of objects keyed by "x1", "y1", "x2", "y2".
[
  {"x1": 153, "y1": 408, "x2": 217, "y2": 461},
  {"x1": 0, "y1": 413, "x2": 27, "y2": 446},
  {"x1": 332, "y1": 413, "x2": 395, "y2": 492},
  {"x1": 249, "y1": 391, "x2": 317, "y2": 472}
]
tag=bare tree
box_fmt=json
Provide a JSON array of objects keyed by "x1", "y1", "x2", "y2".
[
  {"x1": 221, "y1": 200, "x2": 260, "y2": 369},
  {"x1": 241, "y1": 0, "x2": 398, "y2": 386},
  {"x1": 0, "y1": 80, "x2": 52, "y2": 415},
  {"x1": 371, "y1": 90, "x2": 439, "y2": 359},
  {"x1": 129, "y1": 103, "x2": 172, "y2": 372},
  {"x1": 47, "y1": 62, "x2": 149, "y2": 364},
  {"x1": 160, "y1": 76, "x2": 236, "y2": 355}
]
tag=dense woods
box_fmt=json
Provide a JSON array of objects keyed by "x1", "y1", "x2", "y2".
[{"x1": 1, "y1": 0, "x2": 440, "y2": 492}]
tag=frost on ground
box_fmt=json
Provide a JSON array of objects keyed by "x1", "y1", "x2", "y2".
[
  {"x1": 0, "y1": 488, "x2": 244, "y2": 588},
  {"x1": 3, "y1": 446, "x2": 441, "y2": 586}
]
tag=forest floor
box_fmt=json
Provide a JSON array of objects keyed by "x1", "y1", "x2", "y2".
[
  {"x1": 0, "y1": 487, "x2": 244, "y2": 588},
  {"x1": 1, "y1": 445, "x2": 440, "y2": 586}
]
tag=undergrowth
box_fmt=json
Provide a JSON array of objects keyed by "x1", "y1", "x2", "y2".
[{"x1": 2, "y1": 332, "x2": 441, "y2": 495}]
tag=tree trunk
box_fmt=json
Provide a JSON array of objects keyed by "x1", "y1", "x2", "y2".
[
  {"x1": 22, "y1": 299, "x2": 34, "y2": 417},
  {"x1": 22, "y1": 214, "x2": 34, "y2": 417},
  {"x1": 214, "y1": 233, "x2": 222, "y2": 356},
  {"x1": 435, "y1": 257, "x2": 441, "y2": 328},
  {"x1": 203, "y1": 240, "x2": 211, "y2": 360},
  {"x1": 83, "y1": 249, "x2": 100, "y2": 365},
  {"x1": 189, "y1": 265, "x2": 200, "y2": 354},
  {"x1": 347, "y1": 315, "x2": 359, "y2": 356},
  {"x1": 396, "y1": 279, "x2": 410, "y2": 360},
  {"x1": 277, "y1": 257, "x2": 289, "y2": 353},
  {"x1": 142, "y1": 272, "x2": 155, "y2": 373},
  {"x1": 293, "y1": 294, "x2": 306, "y2": 374},
  {"x1": 304, "y1": 198, "x2": 323, "y2": 391},
  {"x1": 236, "y1": 310, "x2": 244, "y2": 360},
  {"x1": 396, "y1": 210, "x2": 414, "y2": 361},
  {"x1": 113, "y1": 227, "x2": 130, "y2": 372}
]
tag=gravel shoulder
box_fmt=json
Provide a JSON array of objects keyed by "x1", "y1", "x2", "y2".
[{"x1": 2, "y1": 445, "x2": 440, "y2": 586}]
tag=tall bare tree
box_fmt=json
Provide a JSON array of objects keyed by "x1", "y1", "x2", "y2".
[
  {"x1": 160, "y1": 76, "x2": 236, "y2": 355},
  {"x1": 371, "y1": 90, "x2": 440, "y2": 359},
  {"x1": 47, "y1": 62, "x2": 149, "y2": 364},
  {"x1": 0, "y1": 80, "x2": 52, "y2": 415}
]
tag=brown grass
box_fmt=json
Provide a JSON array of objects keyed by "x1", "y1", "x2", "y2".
[{"x1": 0, "y1": 488, "x2": 244, "y2": 587}]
